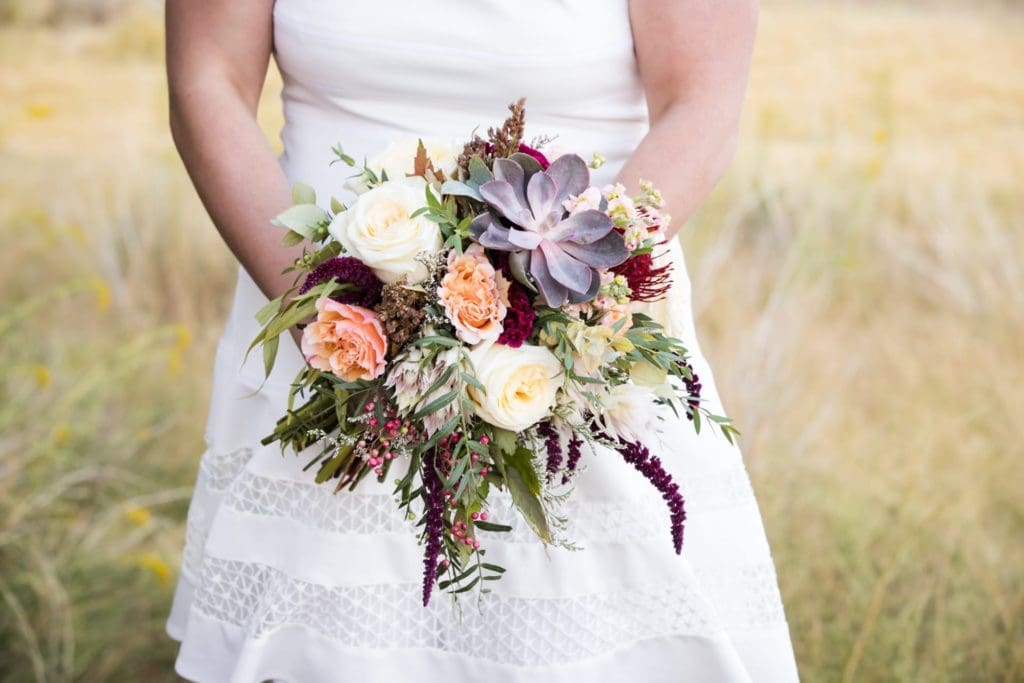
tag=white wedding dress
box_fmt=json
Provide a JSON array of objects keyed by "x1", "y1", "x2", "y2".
[{"x1": 165, "y1": 1, "x2": 800, "y2": 680}]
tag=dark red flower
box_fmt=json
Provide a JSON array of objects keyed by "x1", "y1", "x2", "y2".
[
  {"x1": 483, "y1": 142, "x2": 550, "y2": 170},
  {"x1": 516, "y1": 143, "x2": 550, "y2": 169},
  {"x1": 612, "y1": 251, "x2": 673, "y2": 302},
  {"x1": 614, "y1": 439, "x2": 687, "y2": 553},
  {"x1": 298, "y1": 256, "x2": 383, "y2": 308},
  {"x1": 497, "y1": 283, "x2": 536, "y2": 348}
]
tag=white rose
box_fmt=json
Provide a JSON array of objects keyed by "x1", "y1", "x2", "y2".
[
  {"x1": 595, "y1": 382, "x2": 665, "y2": 444},
  {"x1": 468, "y1": 343, "x2": 562, "y2": 432},
  {"x1": 328, "y1": 177, "x2": 442, "y2": 284},
  {"x1": 345, "y1": 137, "x2": 460, "y2": 195}
]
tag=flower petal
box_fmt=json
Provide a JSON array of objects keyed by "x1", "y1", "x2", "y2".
[
  {"x1": 539, "y1": 240, "x2": 594, "y2": 293},
  {"x1": 492, "y1": 158, "x2": 528, "y2": 208},
  {"x1": 545, "y1": 154, "x2": 590, "y2": 208},
  {"x1": 567, "y1": 268, "x2": 602, "y2": 304},
  {"x1": 559, "y1": 230, "x2": 630, "y2": 269},
  {"x1": 469, "y1": 211, "x2": 499, "y2": 239},
  {"x1": 471, "y1": 212, "x2": 517, "y2": 250},
  {"x1": 480, "y1": 179, "x2": 533, "y2": 227},
  {"x1": 529, "y1": 247, "x2": 569, "y2": 307},
  {"x1": 526, "y1": 171, "x2": 558, "y2": 226},
  {"x1": 507, "y1": 228, "x2": 543, "y2": 250},
  {"x1": 546, "y1": 209, "x2": 613, "y2": 244}
]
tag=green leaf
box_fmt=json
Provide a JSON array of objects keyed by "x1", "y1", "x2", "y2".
[
  {"x1": 411, "y1": 390, "x2": 459, "y2": 421},
  {"x1": 506, "y1": 447, "x2": 542, "y2": 497},
  {"x1": 460, "y1": 371, "x2": 486, "y2": 394},
  {"x1": 254, "y1": 295, "x2": 284, "y2": 327},
  {"x1": 262, "y1": 333, "x2": 280, "y2": 378},
  {"x1": 291, "y1": 181, "x2": 316, "y2": 205},
  {"x1": 314, "y1": 444, "x2": 353, "y2": 484},
  {"x1": 506, "y1": 465, "x2": 551, "y2": 543},
  {"x1": 330, "y1": 196, "x2": 345, "y2": 214},
  {"x1": 281, "y1": 230, "x2": 306, "y2": 247},
  {"x1": 452, "y1": 576, "x2": 481, "y2": 594},
  {"x1": 408, "y1": 335, "x2": 462, "y2": 349},
  {"x1": 474, "y1": 520, "x2": 512, "y2": 532},
  {"x1": 271, "y1": 204, "x2": 330, "y2": 239},
  {"x1": 440, "y1": 180, "x2": 483, "y2": 201},
  {"x1": 438, "y1": 564, "x2": 477, "y2": 590},
  {"x1": 490, "y1": 428, "x2": 518, "y2": 457},
  {"x1": 419, "y1": 415, "x2": 461, "y2": 453},
  {"x1": 262, "y1": 297, "x2": 317, "y2": 342},
  {"x1": 468, "y1": 155, "x2": 492, "y2": 186},
  {"x1": 330, "y1": 144, "x2": 356, "y2": 167},
  {"x1": 417, "y1": 364, "x2": 457, "y2": 408}
]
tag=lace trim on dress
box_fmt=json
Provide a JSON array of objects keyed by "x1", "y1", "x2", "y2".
[
  {"x1": 192, "y1": 449, "x2": 759, "y2": 541},
  {"x1": 190, "y1": 556, "x2": 726, "y2": 666},
  {"x1": 199, "y1": 446, "x2": 255, "y2": 491}
]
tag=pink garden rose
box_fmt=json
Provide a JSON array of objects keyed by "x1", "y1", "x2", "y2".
[
  {"x1": 301, "y1": 297, "x2": 387, "y2": 381},
  {"x1": 438, "y1": 244, "x2": 510, "y2": 345}
]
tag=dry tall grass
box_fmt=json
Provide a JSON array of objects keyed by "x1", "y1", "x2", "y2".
[{"x1": 1, "y1": 4, "x2": 1021, "y2": 682}]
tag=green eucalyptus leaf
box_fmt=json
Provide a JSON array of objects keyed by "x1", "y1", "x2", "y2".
[
  {"x1": 440, "y1": 180, "x2": 483, "y2": 201},
  {"x1": 468, "y1": 155, "x2": 492, "y2": 186}
]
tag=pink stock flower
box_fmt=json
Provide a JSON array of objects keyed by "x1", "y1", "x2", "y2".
[{"x1": 301, "y1": 297, "x2": 388, "y2": 381}]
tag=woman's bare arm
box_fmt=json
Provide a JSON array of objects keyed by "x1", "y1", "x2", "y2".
[
  {"x1": 166, "y1": 1, "x2": 301, "y2": 302},
  {"x1": 622, "y1": 0, "x2": 759, "y2": 238}
]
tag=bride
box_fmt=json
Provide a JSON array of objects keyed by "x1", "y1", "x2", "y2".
[{"x1": 163, "y1": 1, "x2": 799, "y2": 681}]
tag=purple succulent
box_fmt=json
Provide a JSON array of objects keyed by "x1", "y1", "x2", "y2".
[{"x1": 468, "y1": 154, "x2": 629, "y2": 307}]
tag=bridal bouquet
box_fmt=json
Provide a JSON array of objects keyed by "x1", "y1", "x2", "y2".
[{"x1": 250, "y1": 100, "x2": 737, "y2": 606}]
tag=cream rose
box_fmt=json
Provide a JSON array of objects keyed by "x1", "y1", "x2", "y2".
[
  {"x1": 467, "y1": 343, "x2": 561, "y2": 432},
  {"x1": 345, "y1": 137, "x2": 459, "y2": 195},
  {"x1": 328, "y1": 177, "x2": 442, "y2": 284}
]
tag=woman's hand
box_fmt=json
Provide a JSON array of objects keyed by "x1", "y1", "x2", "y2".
[
  {"x1": 624, "y1": 0, "x2": 760, "y2": 238},
  {"x1": 166, "y1": 1, "x2": 303, "y2": 302}
]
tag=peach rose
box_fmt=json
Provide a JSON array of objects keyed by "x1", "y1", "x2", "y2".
[
  {"x1": 301, "y1": 297, "x2": 388, "y2": 381},
  {"x1": 438, "y1": 244, "x2": 510, "y2": 345}
]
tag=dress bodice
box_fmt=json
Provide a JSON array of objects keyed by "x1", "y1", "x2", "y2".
[{"x1": 272, "y1": 0, "x2": 649, "y2": 199}]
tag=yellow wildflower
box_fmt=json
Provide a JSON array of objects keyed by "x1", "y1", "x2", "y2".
[
  {"x1": 136, "y1": 553, "x2": 171, "y2": 585},
  {"x1": 33, "y1": 365, "x2": 51, "y2": 388},
  {"x1": 124, "y1": 506, "x2": 151, "y2": 527}
]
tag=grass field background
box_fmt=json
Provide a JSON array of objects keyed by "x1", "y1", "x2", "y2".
[{"x1": 1, "y1": 2, "x2": 1022, "y2": 681}]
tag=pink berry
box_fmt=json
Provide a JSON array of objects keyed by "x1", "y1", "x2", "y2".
[
  {"x1": 480, "y1": 436, "x2": 490, "y2": 445},
  {"x1": 473, "y1": 540, "x2": 480, "y2": 549},
  {"x1": 470, "y1": 512, "x2": 479, "y2": 521},
  {"x1": 480, "y1": 512, "x2": 488, "y2": 521}
]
